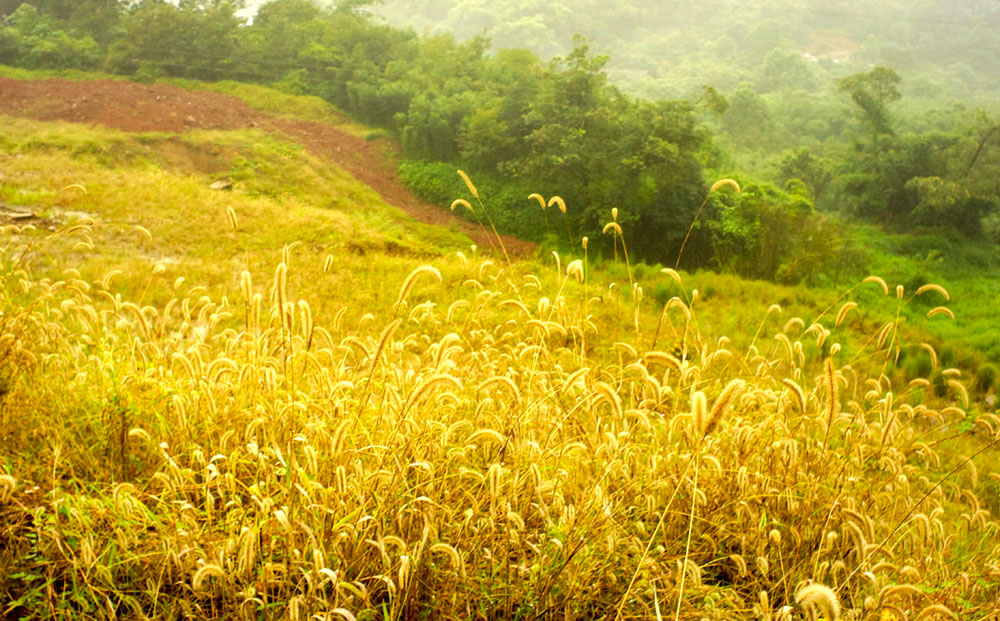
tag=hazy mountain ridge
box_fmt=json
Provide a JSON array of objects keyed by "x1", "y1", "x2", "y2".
[{"x1": 371, "y1": 0, "x2": 1000, "y2": 99}]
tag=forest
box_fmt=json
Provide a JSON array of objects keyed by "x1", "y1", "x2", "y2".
[{"x1": 2, "y1": 1, "x2": 1000, "y2": 618}]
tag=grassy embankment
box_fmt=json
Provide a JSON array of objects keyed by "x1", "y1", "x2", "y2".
[{"x1": 0, "y1": 74, "x2": 998, "y2": 618}]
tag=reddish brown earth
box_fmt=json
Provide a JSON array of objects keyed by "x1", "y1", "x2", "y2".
[{"x1": 0, "y1": 76, "x2": 535, "y2": 257}]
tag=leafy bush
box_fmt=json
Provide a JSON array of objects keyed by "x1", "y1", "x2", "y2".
[
  {"x1": 704, "y1": 176, "x2": 848, "y2": 283},
  {"x1": 902, "y1": 350, "x2": 934, "y2": 380},
  {"x1": 976, "y1": 363, "x2": 997, "y2": 393},
  {"x1": 398, "y1": 159, "x2": 549, "y2": 242},
  {"x1": 2, "y1": 4, "x2": 100, "y2": 70}
]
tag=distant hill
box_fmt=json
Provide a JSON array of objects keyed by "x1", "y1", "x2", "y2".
[{"x1": 371, "y1": 0, "x2": 1000, "y2": 99}]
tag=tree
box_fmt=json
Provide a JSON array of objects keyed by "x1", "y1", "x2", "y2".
[
  {"x1": 838, "y1": 66, "x2": 901, "y2": 138},
  {"x1": 108, "y1": 0, "x2": 245, "y2": 81},
  {"x1": 906, "y1": 176, "x2": 991, "y2": 236},
  {"x1": 706, "y1": 178, "x2": 819, "y2": 282},
  {"x1": 967, "y1": 110, "x2": 1000, "y2": 173},
  {"x1": 2, "y1": 4, "x2": 101, "y2": 69},
  {"x1": 756, "y1": 47, "x2": 814, "y2": 93},
  {"x1": 0, "y1": 0, "x2": 121, "y2": 43},
  {"x1": 697, "y1": 86, "x2": 729, "y2": 117},
  {"x1": 777, "y1": 147, "x2": 831, "y2": 201},
  {"x1": 332, "y1": 0, "x2": 382, "y2": 13},
  {"x1": 722, "y1": 82, "x2": 775, "y2": 149}
]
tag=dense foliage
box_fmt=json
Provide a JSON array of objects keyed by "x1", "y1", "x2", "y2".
[{"x1": 374, "y1": 0, "x2": 1000, "y2": 245}]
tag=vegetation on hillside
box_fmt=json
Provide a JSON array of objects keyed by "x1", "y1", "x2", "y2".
[
  {"x1": 3, "y1": 1, "x2": 998, "y2": 286},
  {"x1": 0, "y1": 4, "x2": 999, "y2": 616},
  {"x1": 0, "y1": 1, "x2": 711, "y2": 266}
]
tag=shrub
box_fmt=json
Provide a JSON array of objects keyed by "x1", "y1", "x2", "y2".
[
  {"x1": 976, "y1": 363, "x2": 997, "y2": 393},
  {"x1": 398, "y1": 160, "x2": 548, "y2": 242}
]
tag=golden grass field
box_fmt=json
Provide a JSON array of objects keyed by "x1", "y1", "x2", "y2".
[{"x1": 0, "y1": 79, "x2": 998, "y2": 620}]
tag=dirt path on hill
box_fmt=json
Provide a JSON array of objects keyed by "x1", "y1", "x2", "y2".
[{"x1": 0, "y1": 76, "x2": 535, "y2": 257}]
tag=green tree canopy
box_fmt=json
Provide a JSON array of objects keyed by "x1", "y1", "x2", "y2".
[{"x1": 838, "y1": 66, "x2": 902, "y2": 137}]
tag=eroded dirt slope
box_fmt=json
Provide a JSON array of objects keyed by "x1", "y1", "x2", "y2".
[{"x1": 0, "y1": 76, "x2": 534, "y2": 256}]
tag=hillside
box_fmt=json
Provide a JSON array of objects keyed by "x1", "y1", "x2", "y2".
[
  {"x1": 0, "y1": 72, "x2": 998, "y2": 619},
  {"x1": 4, "y1": 0, "x2": 999, "y2": 288},
  {"x1": 0, "y1": 72, "x2": 534, "y2": 258}
]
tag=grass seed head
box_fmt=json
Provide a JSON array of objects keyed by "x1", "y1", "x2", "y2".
[
  {"x1": 135, "y1": 225, "x2": 153, "y2": 243},
  {"x1": 915, "y1": 283, "x2": 950, "y2": 301},
  {"x1": 692, "y1": 390, "x2": 707, "y2": 435},
  {"x1": 450, "y1": 198, "x2": 474, "y2": 213},
  {"x1": 192, "y1": 564, "x2": 226, "y2": 591},
  {"x1": 927, "y1": 306, "x2": 955, "y2": 320},
  {"x1": 567, "y1": 260, "x2": 584, "y2": 283},
  {"x1": 457, "y1": 170, "x2": 479, "y2": 199},
  {"x1": 864, "y1": 275, "x2": 890, "y2": 295},
  {"x1": 704, "y1": 378, "x2": 744, "y2": 438},
  {"x1": 547, "y1": 196, "x2": 566, "y2": 214},
  {"x1": 0, "y1": 474, "x2": 15, "y2": 503},
  {"x1": 240, "y1": 271, "x2": 252, "y2": 302},
  {"x1": 709, "y1": 178, "x2": 741, "y2": 193},
  {"x1": 915, "y1": 604, "x2": 956, "y2": 620},
  {"x1": 794, "y1": 582, "x2": 840, "y2": 621},
  {"x1": 603, "y1": 222, "x2": 623, "y2": 236}
]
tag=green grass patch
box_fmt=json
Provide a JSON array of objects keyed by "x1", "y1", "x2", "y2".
[
  {"x1": 0, "y1": 64, "x2": 124, "y2": 82},
  {"x1": 0, "y1": 115, "x2": 470, "y2": 315}
]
